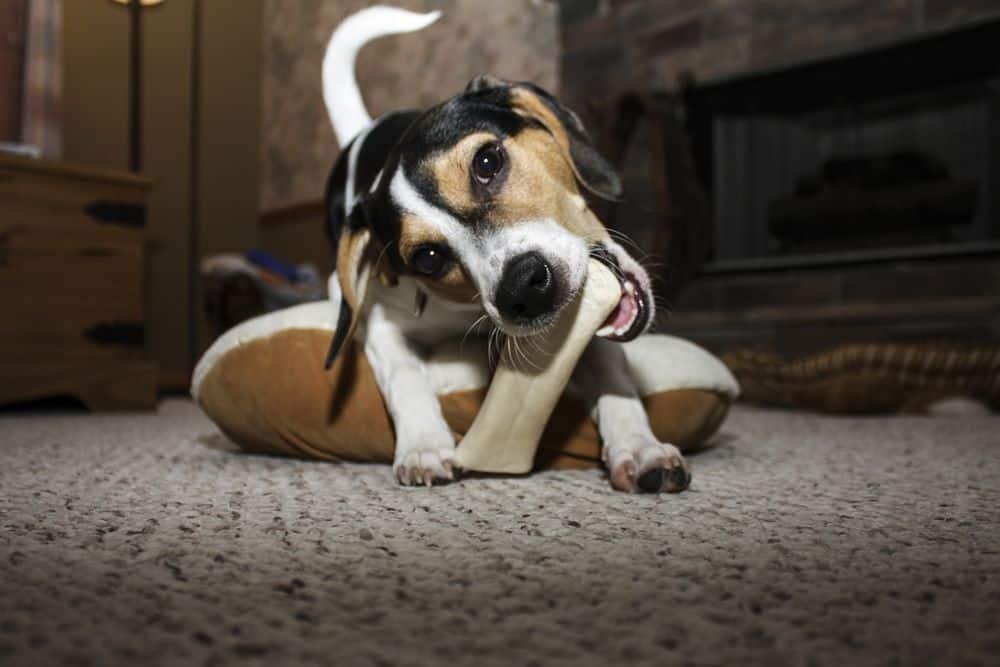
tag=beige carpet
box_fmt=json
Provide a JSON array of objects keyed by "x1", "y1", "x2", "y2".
[{"x1": 1, "y1": 399, "x2": 998, "y2": 666}]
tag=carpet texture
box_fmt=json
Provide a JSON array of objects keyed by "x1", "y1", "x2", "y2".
[{"x1": 1, "y1": 399, "x2": 998, "y2": 666}]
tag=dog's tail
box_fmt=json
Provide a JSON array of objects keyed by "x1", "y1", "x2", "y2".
[{"x1": 322, "y1": 5, "x2": 441, "y2": 147}]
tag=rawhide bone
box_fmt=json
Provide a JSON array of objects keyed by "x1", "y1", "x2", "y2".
[{"x1": 453, "y1": 259, "x2": 622, "y2": 474}]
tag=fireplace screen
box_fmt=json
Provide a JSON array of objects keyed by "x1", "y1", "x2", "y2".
[
  {"x1": 713, "y1": 82, "x2": 994, "y2": 262},
  {"x1": 686, "y1": 21, "x2": 1000, "y2": 269}
]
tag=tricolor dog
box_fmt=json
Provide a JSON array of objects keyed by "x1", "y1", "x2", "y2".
[{"x1": 322, "y1": 6, "x2": 691, "y2": 493}]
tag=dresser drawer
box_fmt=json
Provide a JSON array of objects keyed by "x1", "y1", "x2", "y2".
[
  {"x1": 1, "y1": 167, "x2": 143, "y2": 242},
  {"x1": 0, "y1": 154, "x2": 156, "y2": 409},
  {"x1": 0, "y1": 241, "x2": 145, "y2": 363},
  {"x1": 0, "y1": 159, "x2": 147, "y2": 366}
]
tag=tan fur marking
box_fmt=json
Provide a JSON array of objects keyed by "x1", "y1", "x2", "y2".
[
  {"x1": 509, "y1": 88, "x2": 572, "y2": 158},
  {"x1": 334, "y1": 226, "x2": 381, "y2": 347},
  {"x1": 420, "y1": 269, "x2": 479, "y2": 303},
  {"x1": 396, "y1": 214, "x2": 478, "y2": 304},
  {"x1": 496, "y1": 128, "x2": 607, "y2": 242},
  {"x1": 337, "y1": 226, "x2": 397, "y2": 307},
  {"x1": 336, "y1": 227, "x2": 371, "y2": 309},
  {"x1": 508, "y1": 87, "x2": 614, "y2": 213},
  {"x1": 428, "y1": 132, "x2": 495, "y2": 214},
  {"x1": 396, "y1": 214, "x2": 447, "y2": 263}
]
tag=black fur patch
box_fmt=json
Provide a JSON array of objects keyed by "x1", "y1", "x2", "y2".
[
  {"x1": 326, "y1": 111, "x2": 421, "y2": 267},
  {"x1": 324, "y1": 296, "x2": 353, "y2": 370}
]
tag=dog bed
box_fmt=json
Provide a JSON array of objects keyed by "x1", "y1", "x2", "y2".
[
  {"x1": 723, "y1": 343, "x2": 1000, "y2": 414},
  {"x1": 192, "y1": 301, "x2": 739, "y2": 471}
]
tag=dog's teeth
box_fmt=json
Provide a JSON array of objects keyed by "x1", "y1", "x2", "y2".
[
  {"x1": 625, "y1": 281, "x2": 635, "y2": 295},
  {"x1": 596, "y1": 324, "x2": 615, "y2": 338}
]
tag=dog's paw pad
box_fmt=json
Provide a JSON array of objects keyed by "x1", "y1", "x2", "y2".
[
  {"x1": 637, "y1": 451, "x2": 691, "y2": 494},
  {"x1": 636, "y1": 463, "x2": 691, "y2": 493},
  {"x1": 607, "y1": 442, "x2": 691, "y2": 494},
  {"x1": 637, "y1": 467, "x2": 666, "y2": 493},
  {"x1": 394, "y1": 448, "x2": 455, "y2": 487}
]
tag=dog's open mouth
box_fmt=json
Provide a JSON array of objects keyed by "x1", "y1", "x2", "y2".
[
  {"x1": 595, "y1": 272, "x2": 648, "y2": 342},
  {"x1": 588, "y1": 245, "x2": 651, "y2": 342}
]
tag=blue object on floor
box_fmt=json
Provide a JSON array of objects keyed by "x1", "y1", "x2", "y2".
[{"x1": 245, "y1": 249, "x2": 302, "y2": 283}]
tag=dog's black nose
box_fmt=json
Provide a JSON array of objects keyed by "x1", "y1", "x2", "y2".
[{"x1": 496, "y1": 252, "x2": 558, "y2": 323}]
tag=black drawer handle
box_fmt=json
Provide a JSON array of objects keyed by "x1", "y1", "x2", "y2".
[
  {"x1": 84, "y1": 201, "x2": 147, "y2": 229},
  {"x1": 79, "y1": 247, "x2": 115, "y2": 258},
  {"x1": 83, "y1": 322, "x2": 145, "y2": 347}
]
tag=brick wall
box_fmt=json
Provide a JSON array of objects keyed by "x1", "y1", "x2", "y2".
[
  {"x1": 668, "y1": 256, "x2": 1000, "y2": 354},
  {"x1": 559, "y1": 0, "x2": 1000, "y2": 114}
]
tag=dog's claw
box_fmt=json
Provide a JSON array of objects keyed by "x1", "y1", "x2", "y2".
[
  {"x1": 610, "y1": 458, "x2": 637, "y2": 492},
  {"x1": 393, "y1": 447, "x2": 455, "y2": 487}
]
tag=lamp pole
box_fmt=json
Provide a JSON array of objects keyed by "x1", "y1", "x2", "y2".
[
  {"x1": 128, "y1": 0, "x2": 141, "y2": 172},
  {"x1": 109, "y1": 0, "x2": 163, "y2": 172}
]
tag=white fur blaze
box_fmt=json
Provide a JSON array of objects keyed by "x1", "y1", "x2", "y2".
[{"x1": 322, "y1": 6, "x2": 442, "y2": 147}]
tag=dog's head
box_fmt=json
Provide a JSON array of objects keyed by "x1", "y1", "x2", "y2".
[{"x1": 336, "y1": 76, "x2": 654, "y2": 347}]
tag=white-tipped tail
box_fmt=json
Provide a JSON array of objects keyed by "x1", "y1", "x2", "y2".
[{"x1": 322, "y1": 5, "x2": 441, "y2": 147}]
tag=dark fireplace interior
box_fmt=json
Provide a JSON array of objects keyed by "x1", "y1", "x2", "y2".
[{"x1": 690, "y1": 22, "x2": 1000, "y2": 268}]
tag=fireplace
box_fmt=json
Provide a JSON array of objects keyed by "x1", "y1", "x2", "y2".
[{"x1": 688, "y1": 21, "x2": 1000, "y2": 270}]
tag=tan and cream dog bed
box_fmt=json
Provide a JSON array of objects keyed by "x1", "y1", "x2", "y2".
[
  {"x1": 191, "y1": 302, "x2": 739, "y2": 471},
  {"x1": 723, "y1": 343, "x2": 1000, "y2": 415}
]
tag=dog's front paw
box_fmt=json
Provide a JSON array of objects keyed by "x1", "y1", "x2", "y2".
[
  {"x1": 603, "y1": 440, "x2": 691, "y2": 494},
  {"x1": 393, "y1": 444, "x2": 456, "y2": 487}
]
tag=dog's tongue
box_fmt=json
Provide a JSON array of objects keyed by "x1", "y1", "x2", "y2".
[{"x1": 602, "y1": 288, "x2": 637, "y2": 331}]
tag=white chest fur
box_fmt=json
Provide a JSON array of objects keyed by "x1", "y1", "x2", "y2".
[{"x1": 363, "y1": 277, "x2": 486, "y2": 346}]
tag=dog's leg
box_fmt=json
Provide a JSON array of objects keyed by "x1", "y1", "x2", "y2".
[
  {"x1": 572, "y1": 338, "x2": 691, "y2": 493},
  {"x1": 364, "y1": 304, "x2": 456, "y2": 486}
]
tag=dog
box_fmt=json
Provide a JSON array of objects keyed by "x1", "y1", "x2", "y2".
[{"x1": 321, "y1": 6, "x2": 691, "y2": 493}]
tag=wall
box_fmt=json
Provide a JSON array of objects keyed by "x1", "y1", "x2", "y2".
[
  {"x1": 0, "y1": 0, "x2": 26, "y2": 143},
  {"x1": 259, "y1": 0, "x2": 560, "y2": 213},
  {"x1": 259, "y1": 213, "x2": 332, "y2": 277},
  {"x1": 62, "y1": 0, "x2": 261, "y2": 382},
  {"x1": 62, "y1": 2, "x2": 130, "y2": 171},
  {"x1": 194, "y1": 0, "x2": 263, "y2": 359}
]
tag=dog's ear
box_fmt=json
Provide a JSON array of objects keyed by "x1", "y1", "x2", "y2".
[
  {"x1": 465, "y1": 74, "x2": 507, "y2": 94},
  {"x1": 324, "y1": 208, "x2": 381, "y2": 368},
  {"x1": 467, "y1": 76, "x2": 622, "y2": 201}
]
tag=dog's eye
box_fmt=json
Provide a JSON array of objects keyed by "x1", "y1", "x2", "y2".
[
  {"x1": 472, "y1": 143, "x2": 504, "y2": 184},
  {"x1": 410, "y1": 244, "x2": 450, "y2": 278}
]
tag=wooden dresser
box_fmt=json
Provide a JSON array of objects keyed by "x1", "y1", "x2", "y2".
[{"x1": 0, "y1": 154, "x2": 158, "y2": 410}]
